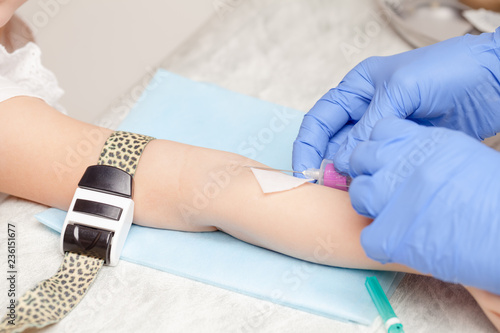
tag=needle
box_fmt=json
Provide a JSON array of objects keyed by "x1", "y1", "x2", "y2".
[
  {"x1": 244, "y1": 165, "x2": 350, "y2": 188},
  {"x1": 244, "y1": 165, "x2": 303, "y2": 174}
]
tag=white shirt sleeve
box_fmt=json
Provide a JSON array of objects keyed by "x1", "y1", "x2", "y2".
[
  {"x1": 0, "y1": 75, "x2": 46, "y2": 104},
  {"x1": 0, "y1": 41, "x2": 65, "y2": 113}
]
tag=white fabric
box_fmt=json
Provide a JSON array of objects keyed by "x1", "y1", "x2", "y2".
[{"x1": 0, "y1": 41, "x2": 65, "y2": 112}]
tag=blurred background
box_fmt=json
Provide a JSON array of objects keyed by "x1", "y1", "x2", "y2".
[
  {"x1": 17, "y1": 0, "x2": 214, "y2": 123},
  {"x1": 16, "y1": 0, "x2": 499, "y2": 126}
]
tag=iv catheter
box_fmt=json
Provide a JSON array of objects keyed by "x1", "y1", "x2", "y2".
[{"x1": 245, "y1": 159, "x2": 351, "y2": 191}]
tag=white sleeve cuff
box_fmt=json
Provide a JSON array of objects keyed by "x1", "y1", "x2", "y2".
[{"x1": 0, "y1": 86, "x2": 46, "y2": 104}]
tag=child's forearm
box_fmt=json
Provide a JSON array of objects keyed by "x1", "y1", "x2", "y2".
[
  {"x1": 0, "y1": 96, "x2": 406, "y2": 270},
  {"x1": 169, "y1": 143, "x2": 411, "y2": 271}
]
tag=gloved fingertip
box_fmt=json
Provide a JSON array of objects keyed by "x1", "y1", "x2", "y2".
[
  {"x1": 333, "y1": 132, "x2": 363, "y2": 175},
  {"x1": 324, "y1": 143, "x2": 340, "y2": 161},
  {"x1": 348, "y1": 176, "x2": 375, "y2": 218},
  {"x1": 325, "y1": 124, "x2": 355, "y2": 160},
  {"x1": 360, "y1": 226, "x2": 390, "y2": 264},
  {"x1": 292, "y1": 140, "x2": 324, "y2": 172},
  {"x1": 348, "y1": 143, "x2": 364, "y2": 178},
  {"x1": 332, "y1": 149, "x2": 350, "y2": 175}
]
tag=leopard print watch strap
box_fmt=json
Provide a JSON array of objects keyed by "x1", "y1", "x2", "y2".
[
  {"x1": 0, "y1": 131, "x2": 155, "y2": 333},
  {"x1": 98, "y1": 131, "x2": 155, "y2": 177},
  {"x1": 0, "y1": 253, "x2": 104, "y2": 333}
]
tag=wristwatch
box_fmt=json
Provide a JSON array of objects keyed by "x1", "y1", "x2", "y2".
[
  {"x1": 0, "y1": 131, "x2": 155, "y2": 333},
  {"x1": 61, "y1": 164, "x2": 135, "y2": 266}
]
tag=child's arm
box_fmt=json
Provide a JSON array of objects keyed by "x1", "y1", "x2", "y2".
[
  {"x1": 0, "y1": 96, "x2": 475, "y2": 273},
  {"x1": 466, "y1": 287, "x2": 500, "y2": 331},
  {"x1": 0, "y1": 96, "x2": 402, "y2": 270},
  {"x1": 1, "y1": 96, "x2": 498, "y2": 331}
]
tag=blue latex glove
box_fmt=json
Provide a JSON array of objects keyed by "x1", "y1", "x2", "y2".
[
  {"x1": 349, "y1": 117, "x2": 500, "y2": 295},
  {"x1": 293, "y1": 29, "x2": 500, "y2": 175}
]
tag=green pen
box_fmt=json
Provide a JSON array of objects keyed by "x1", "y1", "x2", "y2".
[{"x1": 365, "y1": 276, "x2": 405, "y2": 333}]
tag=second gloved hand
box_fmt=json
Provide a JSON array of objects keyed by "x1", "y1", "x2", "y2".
[
  {"x1": 293, "y1": 29, "x2": 500, "y2": 175},
  {"x1": 349, "y1": 117, "x2": 500, "y2": 295}
]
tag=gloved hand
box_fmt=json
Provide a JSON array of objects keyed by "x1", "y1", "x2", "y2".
[
  {"x1": 293, "y1": 29, "x2": 500, "y2": 175},
  {"x1": 349, "y1": 117, "x2": 500, "y2": 295}
]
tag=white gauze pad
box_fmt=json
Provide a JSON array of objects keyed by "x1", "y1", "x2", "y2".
[{"x1": 250, "y1": 168, "x2": 313, "y2": 193}]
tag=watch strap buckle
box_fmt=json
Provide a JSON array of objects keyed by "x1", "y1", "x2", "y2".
[{"x1": 63, "y1": 224, "x2": 113, "y2": 264}]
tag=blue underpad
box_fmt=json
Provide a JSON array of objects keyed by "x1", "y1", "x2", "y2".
[{"x1": 36, "y1": 69, "x2": 404, "y2": 325}]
